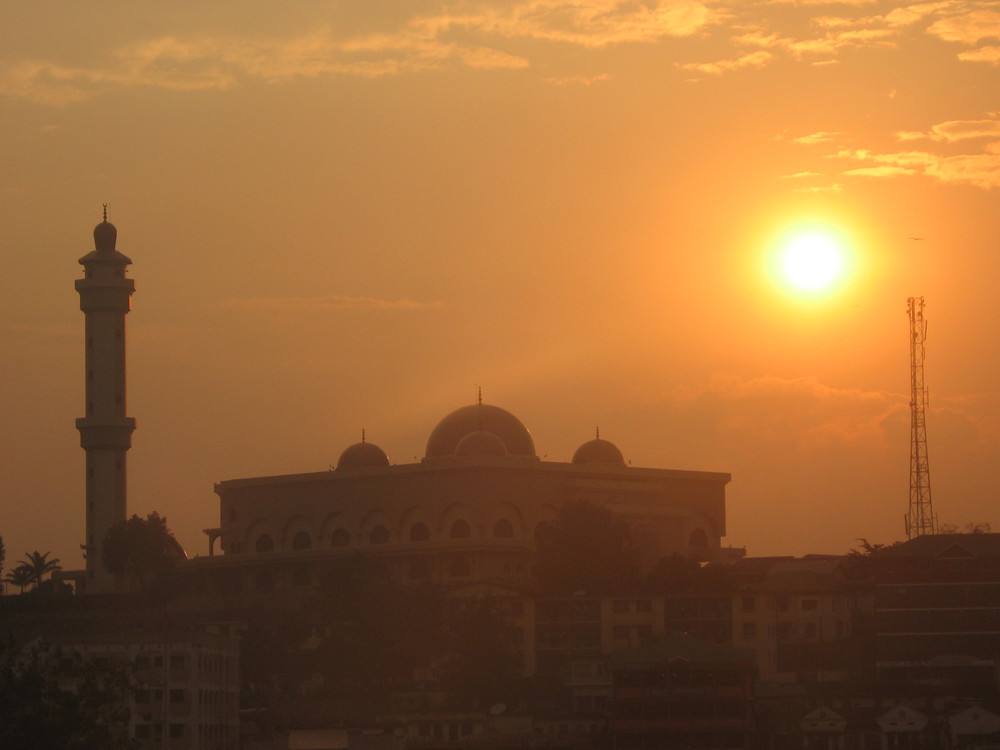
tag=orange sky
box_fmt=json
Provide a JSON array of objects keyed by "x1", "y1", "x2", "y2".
[{"x1": 2, "y1": 1, "x2": 999, "y2": 573}]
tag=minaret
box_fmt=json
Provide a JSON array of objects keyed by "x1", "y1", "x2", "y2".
[{"x1": 76, "y1": 208, "x2": 136, "y2": 591}]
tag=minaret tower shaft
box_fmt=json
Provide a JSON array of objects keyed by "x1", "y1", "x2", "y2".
[{"x1": 75, "y1": 209, "x2": 136, "y2": 589}]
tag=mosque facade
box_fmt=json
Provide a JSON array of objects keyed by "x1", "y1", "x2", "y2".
[{"x1": 196, "y1": 402, "x2": 738, "y2": 594}]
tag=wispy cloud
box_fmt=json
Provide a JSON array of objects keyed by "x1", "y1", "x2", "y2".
[
  {"x1": 793, "y1": 131, "x2": 840, "y2": 145},
  {"x1": 545, "y1": 73, "x2": 612, "y2": 85},
  {"x1": 677, "y1": 50, "x2": 773, "y2": 75},
  {"x1": 959, "y1": 45, "x2": 1000, "y2": 63},
  {"x1": 927, "y1": 8, "x2": 1000, "y2": 45},
  {"x1": 219, "y1": 295, "x2": 441, "y2": 313},
  {"x1": 837, "y1": 134, "x2": 1000, "y2": 188},
  {"x1": 670, "y1": 373, "x2": 905, "y2": 449},
  {"x1": 0, "y1": 1, "x2": 718, "y2": 104}
]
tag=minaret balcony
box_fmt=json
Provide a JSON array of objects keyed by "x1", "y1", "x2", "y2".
[
  {"x1": 75, "y1": 277, "x2": 134, "y2": 312},
  {"x1": 76, "y1": 417, "x2": 136, "y2": 449}
]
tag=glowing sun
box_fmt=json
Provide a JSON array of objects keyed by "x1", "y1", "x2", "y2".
[{"x1": 778, "y1": 232, "x2": 846, "y2": 292}]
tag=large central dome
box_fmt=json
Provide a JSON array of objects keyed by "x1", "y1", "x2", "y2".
[{"x1": 425, "y1": 403, "x2": 536, "y2": 459}]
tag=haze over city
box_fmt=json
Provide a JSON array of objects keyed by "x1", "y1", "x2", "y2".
[{"x1": 2, "y1": 1, "x2": 998, "y2": 572}]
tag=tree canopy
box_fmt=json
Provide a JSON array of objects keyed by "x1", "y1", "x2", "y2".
[
  {"x1": 0, "y1": 639, "x2": 135, "y2": 749},
  {"x1": 17, "y1": 551, "x2": 61, "y2": 587},
  {"x1": 534, "y1": 500, "x2": 643, "y2": 595},
  {"x1": 101, "y1": 512, "x2": 182, "y2": 591}
]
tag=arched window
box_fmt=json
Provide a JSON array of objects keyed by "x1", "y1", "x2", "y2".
[
  {"x1": 689, "y1": 528, "x2": 709, "y2": 547},
  {"x1": 410, "y1": 522, "x2": 430, "y2": 542},
  {"x1": 330, "y1": 528, "x2": 350, "y2": 547},
  {"x1": 255, "y1": 534, "x2": 274, "y2": 553},
  {"x1": 408, "y1": 560, "x2": 430, "y2": 581},
  {"x1": 450, "y1": 519, "x2": 471, "y2": 539},
  {"x1": 370, "y1": 525, "x2": 390, "y2": 545},
  {"x1": 292, "y1": 531, "x2": 312, "y2": 550},
  {"x1": 493, "y1": 519, "x2": 514, "y2": 538},
  {"x1": 449, "y1": 555, "x2": 471, "y2": 578},
  {"x1": 534, "y1": 521, "x2": 553, "y2": 541}
]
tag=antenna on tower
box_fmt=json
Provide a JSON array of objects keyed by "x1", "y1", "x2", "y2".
[{"x1": 906, "y1": 297, "x2": 936, "y2": 538}]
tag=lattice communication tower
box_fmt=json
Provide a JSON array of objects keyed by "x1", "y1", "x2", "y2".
[{"x1": 906, "y1": 296, "x2": 936, "y2": 538}]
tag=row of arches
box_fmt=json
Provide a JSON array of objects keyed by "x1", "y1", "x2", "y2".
[{"x1": 249, "y1": 517, "x2": 521, "y2": 555}]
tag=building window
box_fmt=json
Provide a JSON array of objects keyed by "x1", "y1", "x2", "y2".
[
  {"x1": 255, "y1": 534, "x2": 274, "y2": 553},
  {"x1": 331, "y1": 528, "x2": 350, "y2": 547},
  {"x1": 742, "y1": 623, "x2": 756, "y2": 639},
  {"x1": 804, "y1": 622, "x2": 818, "y2": 640},
  {"x1": 292, "y1": 566, "x2": 312, "y2": 587},
  {"x1": 450, "y1": 519, "x2": 471, "y2": 539},
  {"x1": 613, "y1": 599, "x2": 629, "y2": 614},
  {"x1": 170, "y1": 724, "x2": 184, "y2": 739},
  {"x1": 169, "y1": 689, "x2": 185, "y2": 704},
  {"x1": 801, "y1": 599, "x2": 818, "y2": 611},
  {"x1": 410, "y1": 522, "x2": 430, "y2": 542},
  {"x1": 613, "y1": 625, "x2": 629, "y2": 640},
  {"x1": 493, "y1": 519, "x2": 514, "y2": 538},
  {"x1": 742, "y1": 596, "x2": 755, "y2": 612},
  {"x1": 409, "y1": 560, "x2": 430, "y2": 581},
  {"x1": 777, "y1": 597, "x2": 790, "y2": 613},
  {"x1": 635, "y1": 599, "x2": 652, "y2": 613},
  {"x1": 170, "y1": 655, "x2": 185, "y2": 670},
  {"x1": 255, "y1": 570, "x2": 275, "y2": 592},
  {"x1": 449, "y1": 556, "x2": 471, "y2": 578},
  {"x1": 370, "y1": 525, "x2": 390, "y2": 545},
  {"x1": 292, "y1": 531, "x2": 312, "y2": 550}
]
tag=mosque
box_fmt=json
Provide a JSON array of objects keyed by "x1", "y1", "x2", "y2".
[
  {"x1": 75, "y1": 214, "x2": 740, "y2": 595},
  {"x1": 189, "y1": 398, "x2": 737, "y2": 593}
]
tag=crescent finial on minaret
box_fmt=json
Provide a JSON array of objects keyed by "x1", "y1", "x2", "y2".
[{"x1": 102, "y1": 203, "x2": 108, "y2": 222}]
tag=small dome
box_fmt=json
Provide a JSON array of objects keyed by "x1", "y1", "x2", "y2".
[
  {"x1": 425, "y1": 403, "x2": 536, "y2": 458},
  {"x1": 93, "y1": 220, "x2": 117, "y2": 253},
  {"x1": 337, "y1": 440, "x2": 390, "y2": 470},
  {"x1": 572, "y1": 438, "x2": 625, "y2": 465},
  {"x1": 455, "y1": 430, "x2": 509, "y2": 457}
]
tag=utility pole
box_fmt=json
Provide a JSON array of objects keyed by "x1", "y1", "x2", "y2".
[{"x1": 906, "y1": 297, "x2": 936, "y2": 538}]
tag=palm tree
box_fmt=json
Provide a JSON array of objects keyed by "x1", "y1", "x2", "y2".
[
  {"x1": 17, "y1": 551, "x2": 61, "y2": 588},
  {"x1": 4, "y1": 565, "x2": 35, "y2": 594}
]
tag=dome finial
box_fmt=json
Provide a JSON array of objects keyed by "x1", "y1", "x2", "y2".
[
  {"x1": 362, "y1": 428, "x2": 366, "y2": 443},
  {"x1": 102, "y1": 203, "x2": 108, "y2": 222},
  {"x1": 477, "y1": 386, "x2": 483, "y2": 406},
  {"x1": 596, "y1": 426, "x2": 600, "y2": 440}
]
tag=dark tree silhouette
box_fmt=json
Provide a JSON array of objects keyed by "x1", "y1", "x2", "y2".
[
  {"x1": 0, "y1": 639, "x2": 135, "y2": 749},
  {"x1": 4, "y1": 565, "x2": 34, "y2": 594},
  {"x1": 101, "y1": 512, "x2": 182, "y2": 590},
  {"x1": 534, "y1": 500, "x2": 642, "y2": 595},
  {"x1": 645, "y1": 554, "x2": 733, "y2": 594},
  {"x1": 16, "y1": 551, "x2": 61, "y2": 589},
  {"x1": 441, "y1": 599, "x2": 520, "y2": 708}
]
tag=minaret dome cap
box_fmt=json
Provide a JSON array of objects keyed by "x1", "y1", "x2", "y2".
[{"x1": 93, "y1": 206, "x2": 117, "y2": 252}]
